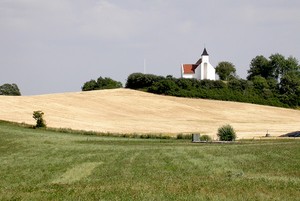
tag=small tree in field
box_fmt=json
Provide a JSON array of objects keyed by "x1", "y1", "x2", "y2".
[
  {"x1": 33, "y1": 111, "x2": 46, "y2": 128},
  {"x1": 217, "y1": 124, "x2": 236, "y2": 141}
]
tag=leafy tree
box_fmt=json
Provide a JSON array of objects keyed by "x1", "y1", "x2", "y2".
[
  {"x1": 247, "y1": 55, "x2": 273, "y2": 80},
  {"x1": 248, "y1": 54, "x2": 300, "y2": 82},
  {"x1": 33, "y1": 111, "x2": 46, "y2": 128},
  {"x1": 284, "y1": 56, "x2": 300, "y2": 75},
  {"x1": 82, "y1": 77, "x2": 122, "y2": 91},
  {"x1": 217, "y1": 124, "x2": 236, "y2": 141},
  {"x1": 82, "y1": 79, "x2": 98, "y2": 91},
  {"x1": 215, "y1": 61, "x2": 236, "y2": 81},
  {"x1": 96, "y1": 77, "x2": 122, "y2": 89},
  {"x1": 269, "y1": 54, "x2": 300, "y2": 80},
  {"x1": 269, "y1": 53, "x2": 287, "y2": 80},
  {"x1": 0, "y1": 83, "x2": 21, "y2": 96},
  {"x1": 279, "y1": 72, "x2": 300, "y2": 107}
]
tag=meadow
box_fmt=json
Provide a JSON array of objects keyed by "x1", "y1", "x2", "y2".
[{"x1": 0, "y1": 121, "x2": 299, "y2": 200}]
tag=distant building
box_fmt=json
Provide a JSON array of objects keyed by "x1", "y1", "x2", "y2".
[{"x1": 181, "y1": 48, "x2": 215, "y2": 80}]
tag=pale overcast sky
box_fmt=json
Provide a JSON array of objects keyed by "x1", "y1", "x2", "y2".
[{"x1": 1, "y1": 0, "x2": 300, "y2": 95}]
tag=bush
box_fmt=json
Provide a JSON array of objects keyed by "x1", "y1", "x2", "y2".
[
  {"x1": 200, "y1": 135, "x2": 212, "y2": 141},
  {"x1": 148, "y1": 79, "x2": 179, "y2": 95},
  {"x1": 33, "y1": 111, "x2": 46, "y2": 128},
  {"x1": 82, "y1": 76, "x2": 122, "y2": 91},
  {"x1": 217, "y1": 124, "x2": 236, "y2": 141},
  {"x1": 125, "y1": 73, "x2": 164, "y2": 89},
  {"x1": 176, "y1": 133, "x2": 192, "y2": 140}
]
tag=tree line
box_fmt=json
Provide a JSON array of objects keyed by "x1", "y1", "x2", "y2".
[
  {"x1": 123, "y1": 53, "x2": 300, "y2": 108},
  {"x1": 4, "y1": 52, "x2": 294, "y2": 108}
]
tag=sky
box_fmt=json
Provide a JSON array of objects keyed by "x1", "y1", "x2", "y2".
[{"x1": 1, "y1": 0, "x2": 300, "y2": 95}]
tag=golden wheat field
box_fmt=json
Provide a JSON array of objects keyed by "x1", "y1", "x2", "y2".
[{"x1": 0, "y1": 88, "x2": 299, "y2": 139}]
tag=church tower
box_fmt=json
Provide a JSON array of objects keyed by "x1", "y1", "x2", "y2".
[{"x1": 200, "y1": 48, "x2": 209, "y2": 79}]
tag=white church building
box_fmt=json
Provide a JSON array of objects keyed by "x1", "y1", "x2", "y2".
[{"x1": 181, "y1": 48, "x2": 215, "y2": 80}]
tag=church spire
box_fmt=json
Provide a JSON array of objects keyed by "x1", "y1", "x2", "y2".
[{"x1": 201, "y1": 48, "x2": 209, "y2": 56}]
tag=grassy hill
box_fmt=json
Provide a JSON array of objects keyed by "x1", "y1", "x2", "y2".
[
  {"x1": 0, "y1": 88, "x2": 300, "y2": 138},
  {"x1": 0, "y1": 121, "x2": 299, "y2": 200}
]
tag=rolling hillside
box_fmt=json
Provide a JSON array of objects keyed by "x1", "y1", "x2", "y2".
[{"x1": 0, "y1": 88, "x2": 299, "y2": 138}]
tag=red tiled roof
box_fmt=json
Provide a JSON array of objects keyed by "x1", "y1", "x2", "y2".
[{"x1": 183, "y1": 64, "x2": 198, "y2": 74}]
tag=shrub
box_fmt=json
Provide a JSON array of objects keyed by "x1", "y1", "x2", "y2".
[
  {"x1": 217, "y1": 124, "x2": 236, "y2": 141},
  {"x1": 33, "y1": 111, "x2": 46, "y2": 128},
  {"x1": 176, "y1": 134, "x2": 192, "y2": 140},
  {"x1": 148, "y1": 79, "x2": 179, "y2": 95},
  {"x1": 200, "y1": 135, "x2": 212, "y2": 141},
  {"x1": 126, "y1": 73, "x2": 164, "y2": 89},
  {"x1": 82, "y1": 76, "x2": 122, "y2": 91}
]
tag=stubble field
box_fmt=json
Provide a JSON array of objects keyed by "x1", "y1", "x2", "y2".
[{"x1": 0, "y1": 88, "x2": 299, "y2": 138}]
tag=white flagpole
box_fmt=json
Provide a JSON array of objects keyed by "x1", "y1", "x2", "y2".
[{"x1": 143, "y1": 59, "x2": 146, "y2": 74}]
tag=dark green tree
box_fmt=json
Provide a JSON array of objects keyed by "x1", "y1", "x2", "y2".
[
  {"x1": 248, "y1": 54, "x2": 300, "y2": 82},
  {"x1": 247, "y1": 55, "x2": 273, "y2": 80},
  {"x1": 269, "y1": 53, "x2": 287, "y2": 80},
  {"x1": 279, "y1": 72, "x2": 300, "y2": 107},
  {"x1": 269, "y1": 54, "x2": 299, "y2": 80},
  {"x1": 284, "y1": 56, "x2": 300, "y2": 75},
  {"x1": 0, "y1": 83, "x2": 21, "y2": 96},
  {"x1": 82, "y1": 77, "x2": 122, "y2": 91},
  {"x1": 215, "y1": 61, "x2": 236, "y2": 81},
  {"x1": 82, "y1": 79, "x2": 98, "y2": 91},
  {"x1": 96, "y1": 77, "x2": 122, "y2": 89}
]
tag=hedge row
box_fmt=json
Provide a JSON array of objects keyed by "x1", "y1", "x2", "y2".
[{"x1": 125, "y1": 73, "x2": 290, "y2": 108}]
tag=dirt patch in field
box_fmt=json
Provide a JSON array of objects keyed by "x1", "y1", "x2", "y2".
[
  {"x1": 52, "y1": 162, "x2": 102, "y2": 184},
  {"x1": 0, "y1": 88, "x2": 299, "y2": 139}
]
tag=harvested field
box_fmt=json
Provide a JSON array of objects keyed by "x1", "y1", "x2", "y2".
[{"x1": 0, "y1": 88, "x2": 299, "y2": 138}]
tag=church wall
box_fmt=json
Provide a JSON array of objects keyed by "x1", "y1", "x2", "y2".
[
  {"x1": 182, "y1": 74, "x2": 196, "y2": 79},
  {"x1": 206, "y1": 63, "x2": 216, "y2": 80}
]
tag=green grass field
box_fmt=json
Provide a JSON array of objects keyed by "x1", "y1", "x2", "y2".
[{"x1": 0, "y1": 121, "x2": 299, "y2": 200}]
